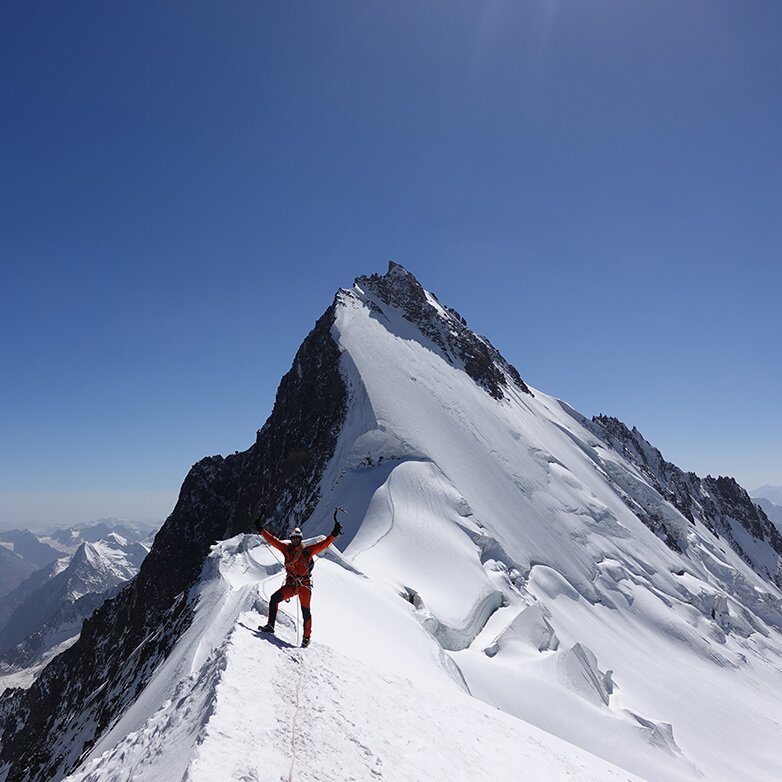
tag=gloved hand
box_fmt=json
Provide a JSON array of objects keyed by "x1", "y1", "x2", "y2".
[{"x1": 331, "y1": 520, "x2": 343, "y2": 537}]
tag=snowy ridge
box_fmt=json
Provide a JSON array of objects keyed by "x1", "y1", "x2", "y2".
[
  {"x1": 590, "y1": 414, "x2": 782, "y2": 584},
  {"x1": 65, "y1": 537, "x2": 642, "y2": 782}
]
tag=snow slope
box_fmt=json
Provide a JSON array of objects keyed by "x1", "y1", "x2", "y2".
[
  {"x1": 66, "y1": 537, "x2": 642, "y2": 782},
  {"x1": 292, "y1": 273, "x2": 782, "y2": 781}
]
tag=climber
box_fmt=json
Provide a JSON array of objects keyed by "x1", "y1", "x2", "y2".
[{"x1": 254, "y1": 510, "x2": 343, "y2": 648}]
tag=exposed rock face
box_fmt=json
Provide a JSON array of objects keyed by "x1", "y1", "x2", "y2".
[
  {"x1": 591, "y1": 415, "x2": 782, "y2": 586},
  {"x1": 0, "y1": 302, "x2": 347, "y2": 782},
  {"x1": 233, "y1": 304, "x2": 348, "y2": 537},
  {"x1": 356, "y1": 262, "x2": 531, "y2": 400}
]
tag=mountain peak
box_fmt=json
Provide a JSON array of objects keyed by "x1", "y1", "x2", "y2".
[
  {"x1": 386, "y1": 259, "x2": 414, "y2": 276},
  {"x1": 354, "y1": 261, "x2": 429, "y2": 311},
  {"x1": 70, "y1": 541, "x2": 98, "y2": 566},
  {"x1": 351, "y1": 263, "x2": 531, "y2": 400}
]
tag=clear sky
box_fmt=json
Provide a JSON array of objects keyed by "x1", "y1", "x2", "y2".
[{"x1": 1, "y1": 2, "x2": 780, "y2": 529}]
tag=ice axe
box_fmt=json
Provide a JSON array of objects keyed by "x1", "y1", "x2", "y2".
[{"x1": 333, "y1": 506, "x2": 346, "y2": 535}]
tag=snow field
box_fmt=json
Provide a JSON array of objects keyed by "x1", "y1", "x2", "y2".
[{"x1": 66, "y1": 537, "x2": 644, "y2": 782}]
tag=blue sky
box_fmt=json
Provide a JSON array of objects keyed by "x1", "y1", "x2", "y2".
[{"x1": 1, "y1": 2, "x2": 780, "y2": 528}]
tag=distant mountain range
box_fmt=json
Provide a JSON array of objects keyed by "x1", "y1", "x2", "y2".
[
  {"x1": 0, "y1": 518, "x2": 156, "y2": 591},
  {"x1": 752, "y1": 484, "x2": 782, "y2": 506},
  {"x1": 41, "y1": 518, "x2": 158, "y2": 553},
  {"x1": 754, "y1": 497, "x2": 782, "y2": 534},
  {"x1": 0, "y1": 519, "x2": 159, "y2": 693},
  {"x1": 0, "y1": 529, "x2": 62, "y2": 569},
  {"x1": 750, "y1": 488, "x2": 782, "y2": 535},
  {"x1": 0, "y1": 549, "x2": 37, "y2": 601}
]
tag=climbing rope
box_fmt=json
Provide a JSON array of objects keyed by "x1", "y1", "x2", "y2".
[{"x1": 288, "y1": 653, "x2": 304, "y2": 782}]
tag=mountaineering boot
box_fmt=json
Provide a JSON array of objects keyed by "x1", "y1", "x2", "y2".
[
  {"x1": 260, "y1": 623, "x2": 275, "y2": 634},
  {"x1": 301, "y1": 636, "x2": 310, "y2": 648}
]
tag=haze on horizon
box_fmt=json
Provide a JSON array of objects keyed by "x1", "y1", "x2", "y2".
[{"x1": 1, "y1": 3, "x2": 780, "y2": 530}]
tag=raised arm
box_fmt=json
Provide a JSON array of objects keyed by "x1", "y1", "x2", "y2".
[
  {"x1": 259, "y1": 527, "x2": 287, "y2": 554},
  {"x1": 307, "y1": 510, "x2": 344, "y2": 556},
  {"x1": 307, "y1": 533, "x2": 337, "y2": 557}
]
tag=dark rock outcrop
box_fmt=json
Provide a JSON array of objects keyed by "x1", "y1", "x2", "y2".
[{"x1": 591, "y1": 415, "x2": 782, "y2": 586}]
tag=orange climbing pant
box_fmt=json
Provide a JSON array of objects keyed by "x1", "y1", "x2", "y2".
[{"x1": 268, "y1": 582, "x2": 313, "y2": 638}]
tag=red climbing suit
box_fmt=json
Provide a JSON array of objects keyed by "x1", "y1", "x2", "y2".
[{"x1": 260, "y1": 528, "x2": 337, "y2": 639}]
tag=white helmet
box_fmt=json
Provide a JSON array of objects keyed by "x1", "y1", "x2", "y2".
[{"x1": 289, "y1": 527, "x2": 302, "y2": 539}]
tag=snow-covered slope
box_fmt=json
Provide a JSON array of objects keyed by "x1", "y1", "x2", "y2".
[
  {"x1": 288, "y1": 266, "x2": 782, "y2": 781},
  {"x1": 64, "y1": 536, "x2": 642, "y2": 782},
  {"x1": 2, "y1": 263, "x2": 781, "y2": 782}
]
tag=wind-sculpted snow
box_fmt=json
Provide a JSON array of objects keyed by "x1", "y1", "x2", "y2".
[
  {"x1": 344, "y1": 460, "x2": 507, "y2": 651},
  {"x1": 63, "y1": 537, "x2": 644, "y2": 782}
]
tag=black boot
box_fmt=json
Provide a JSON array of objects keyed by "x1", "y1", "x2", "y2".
[
  {"x1": 301, "y1": 636, "x2": 310, "y2": 648},
  {"x1": 260, "y1": 623, "x2": 275, "y2": 634}
]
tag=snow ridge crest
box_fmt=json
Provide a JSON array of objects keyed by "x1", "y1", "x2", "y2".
[{"x1": 350, "y1": 261, "x2": 531, "y2": 400}]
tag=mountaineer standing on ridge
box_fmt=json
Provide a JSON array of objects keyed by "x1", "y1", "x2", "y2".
[{"x1": 254, "y1": 510, "x2": 343, "y2": 648}]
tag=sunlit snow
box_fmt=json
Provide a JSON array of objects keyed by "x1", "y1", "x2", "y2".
[{"x1": 57, "y1": 275, "x2": 782, "y2": 781}]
